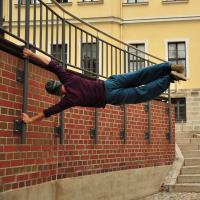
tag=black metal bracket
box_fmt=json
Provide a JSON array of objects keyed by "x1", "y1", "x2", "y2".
[
  {"x1": 120, "y1": 130, "x2": 126, "y2": 142},
  {"x1": 16, "y1": 68, "x2": 24, "y2": 83},
  {"x1": 120, "y1": 105, "x2": 127, "y2": 143},
  {"x1": 13, "y1": 120, "x2": 23, "y2": 134},
  {"x1": 145, "y1": 132, "x2": 150, "y2": 141},
  {"x1": 13, "y1": 120, "x2": 26, "y2": 144},
  {"x1": 54, "y1": 126, "x2": 62, "y2": 137},
  {"x1": 144, "y1": 103, "x2": 149, "y2": 113},
  {"x1": 90, "y1": 129, "x2": 97, "y2": 140},
  {"x1": 144, "y1": 102, "x2": 152, "y2": 144},
  {"x1": 90, "y1": 108, "x2": 98, "y2": 144},
  {"x1": 166, "y1": 132, "x2": 171, "y2": 141},
  {"x1": 165, "y1": 107, "x2": 170, "y2": 114}
]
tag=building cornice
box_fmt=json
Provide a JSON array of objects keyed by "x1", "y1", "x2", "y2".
[{"x1": 3, "y1": 15, "x2": 200, "y2": 28}]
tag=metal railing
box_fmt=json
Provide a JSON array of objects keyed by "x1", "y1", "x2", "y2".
[{"x1": 0, "y1": 0, "x2": 172, "y2": 144}]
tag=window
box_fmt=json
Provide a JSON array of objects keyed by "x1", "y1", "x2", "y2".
[
  {"x1": 81, "y1": 0, "x2": 101, "y2": 2},
  {"x1": 168, "y1": 42, "x2": 186, "y2": 76},
  {"x1": 172, "y1": 98, "x2": 186, "y2": 122},
  {"x1": 162, "y1": 0, "x2": 189, "y2": 3},
  {"x1": 51, "y1": 44, "x2": 67, "y2": 62},
  {"x1": 126, "y1": 0, "x2": 148, "y2": 3},
  {"x1": 128, "y1": 43, "x2": 145, "y2": 72},
  {"x1": 20, "y1": 0, "x2": 39, "y2": 4},
  {"x1": 81, "y1": 43, "x2": 98, "y2": 77},
  {"x1": 56, "y1": 0, "x2": 69, "y2": 3}
]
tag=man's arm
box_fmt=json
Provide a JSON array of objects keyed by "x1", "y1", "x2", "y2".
[
  {"x1": 23, "y1": 48, "x2": 51, "y2": 66},
  {"x1": 22, "y1": 112, "x2": 45, "y2": 124}
]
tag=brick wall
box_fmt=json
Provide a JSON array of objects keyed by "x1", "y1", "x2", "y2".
[{"x1": 0, "y1": 50, "x2": 175, "y2": 193}]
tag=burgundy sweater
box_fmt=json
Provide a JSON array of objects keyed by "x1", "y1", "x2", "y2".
[{"x1": 43, "y1": 61, "x2": 106, "y2": 118}]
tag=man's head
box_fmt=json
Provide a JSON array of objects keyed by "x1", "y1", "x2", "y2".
[{"x1": 45, "y1": 80, "x2": 62, "y2": 96}]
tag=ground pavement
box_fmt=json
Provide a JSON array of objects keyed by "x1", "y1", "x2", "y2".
[{"x1": 140, "y1": 192, "x2": 200, "y2": 200}]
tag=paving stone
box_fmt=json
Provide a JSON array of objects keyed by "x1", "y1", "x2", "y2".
[{"x1": 140, "y1": 192, "x2": 200, "y2": 200}]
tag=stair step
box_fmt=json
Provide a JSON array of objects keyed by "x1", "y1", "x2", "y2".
[
  {"x1": 178, "y1": 144, "x2": 199, "y2": 151},
  {"x1": 193, "y1": 134, "x2": 200, "y2": 138},
  {"x1": 174, "y1": 183, "x2": 200, "y2": 192},
  {"x1": 177, "y1": 174, "x2": 200, "y2": 183},
  {"x1": 181, "y1": 166, "x2": 200, "y2": 174},
  {"x1": 176, "y1": 132, "x2": 194, "y2": 138},
  {"x1": 184, "y1": 158, "x2": 200, "y2": 166},
  {"x1": 176, "y1": 138, "x2": 191, "y2": 144},
  {"x1": 182, "y1": 150, "x2": 200, "y2": 158},
  {"x1": 191, "y1": 138, "x2": 200, "y2": 144}
]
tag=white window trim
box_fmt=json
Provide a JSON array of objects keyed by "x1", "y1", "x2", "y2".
[{"x1": 164, "y1": 38, "x2": 189, "y2": 79}]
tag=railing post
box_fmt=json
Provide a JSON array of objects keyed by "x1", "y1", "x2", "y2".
[
  {"x1": 0, "y1": 0, "x2": 3, "y2": 28},
  {"x1": 90, "y1": 37, "x2": 99, "y2": 144},
  {"x1": 0, "y1": 0, "x2": 4, "y2": 38},
  {"x1": 21, "y1": 0, "x2": 30, "y2": 144},
  {"x1": 166, "y1": 87, "x2": 172, "y2": 143},
  {"x1": 120, "y1": 105, "x2": 127, "y2": 144},
  {"x1": 144, "y1": 102, "x2": 152, "y2": 144},
  {"x1": 60, "y1": 18, "x2": 66, "y2": 144}
]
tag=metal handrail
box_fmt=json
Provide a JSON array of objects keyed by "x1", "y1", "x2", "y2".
[
  {"x1": 0, "y1": 0, "x2": 172, "y2": 144},
  {"x1": 51, "y1": 0, "x2": 166, "y2": 63}
]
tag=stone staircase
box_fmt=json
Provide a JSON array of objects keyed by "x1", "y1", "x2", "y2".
[{"x1": 175, "y1": 132, "x2": 200, "y2": 192}]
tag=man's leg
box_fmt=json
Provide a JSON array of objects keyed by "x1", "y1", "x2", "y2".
[
  {"x1": 106, "y1": 62, "x2": 171, "y2": 89},
  {"x1": 106, "y1": 75, "x2": 172, "y2": 105}
]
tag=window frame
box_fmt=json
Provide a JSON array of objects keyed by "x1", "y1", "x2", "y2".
[
  {"x1": 165, "y1": 39, "x2": 189, "y2": 78},
  {"x1": 172, "y1": 97, "x2": 187, "y2": 123},
  {"x1": 127, "y1": 43, "x2": 146, "y2": 72},
  {"x1": 51, "y1": 43, "x2": 68, "y2": 62},
  {"x1": 81, "y1": 42, "x2": 99, "y2": 77}
]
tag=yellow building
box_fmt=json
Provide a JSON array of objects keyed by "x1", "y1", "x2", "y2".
[{"x1": 1, "y1": 0, "x2": 200, "y2": 133}]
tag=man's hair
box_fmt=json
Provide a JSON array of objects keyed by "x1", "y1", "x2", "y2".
[{"x1": 45, "y1": 80, "x2": 62, "y2": 96}]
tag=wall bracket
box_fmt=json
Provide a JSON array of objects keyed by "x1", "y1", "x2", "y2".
[{"x1": 16, "y1": 68, "x2": 24, "y2": 83}]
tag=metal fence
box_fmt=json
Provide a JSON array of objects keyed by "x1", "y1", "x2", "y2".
[{"x1": 0, "y1": 0, "x2": 172, "y2": 144}]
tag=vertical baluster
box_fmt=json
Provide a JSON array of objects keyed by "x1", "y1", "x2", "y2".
[
  {"x1": 106, "y1": 43, "x2": 108, "y2": 77},
  {"x1": 40, "y1": 3, "x2": 43, "y2": 49},
  {"x1": 86, "y1": 33, "x2": 88, "y2": 72},
  {"x1": 46, "y1": 7, "x2": 48, "y2": 53},
  {"x1": 33, "y1": 0, "x2": 36, "y2": 46},
  {"x1": 51, "y1": 13, "x2": 54, "y2": 56},
  {"x1": 120, "y1": 50, "x2": 122, "y2": 74},
  {"x1": 75, "y1": 27, "x2": 77, "y2": 67},
  {"x1": 9, "y1": 0, "x2": 12, "y2": 33},
  {"x1": 124, "y1": 51, "x2": 126, "y2": 74},
  {"x1": 0, "y1": 0, "x2": 3, "y2": 28},
  {"x1": 56, "y1": 17, "x2": 59, "y2": 59},
  {"x1": 17, "y1": 0, "x2": 21, "y2": 37},
  {"x1": 111, "y1": 46, "x2": 113, "y2": 75},
  {"x1": 115, "y1": 48, "x2": 117, "y2": 74},
  {"x1": 69, "y1": 24, "x2": 71, "y2": 64},
  {"x1": 80, "y1": 30, "x2": 83, "y2": 69},
  {"x1": 101, "y1": 41, "x2": 104, "y2": 76},
  {"x1": 90, "y1": 36, "x2": 93, "y2": 75}
]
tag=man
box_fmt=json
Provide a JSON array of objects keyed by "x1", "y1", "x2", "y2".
[{"x1": 22, "y1": 48, "x2": 187, "y2": 124}]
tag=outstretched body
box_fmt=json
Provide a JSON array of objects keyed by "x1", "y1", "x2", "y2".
[{"x1": 22, "y1": 49, "x2": 187, "y2": 124}]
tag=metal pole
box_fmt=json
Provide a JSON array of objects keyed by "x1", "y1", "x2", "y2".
[
  {"x1": 59, "y1": 18, "x2": 66, "y2": 145},
  {"x1": 0, "y1": 0, "x2": 3, "y2": 28},
  {"x1": 168, "y1": 87, "x2": 172, "y2": 143},
  {"x1": 21, "y1": 0, "x2": 30, "y2": 144}
]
